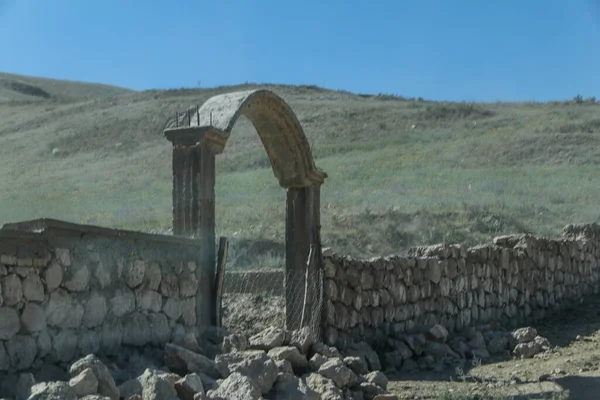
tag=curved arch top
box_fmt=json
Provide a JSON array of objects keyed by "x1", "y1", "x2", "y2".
[{"x1": 193, "y1": 89, "x2": 327, "y2": 189}]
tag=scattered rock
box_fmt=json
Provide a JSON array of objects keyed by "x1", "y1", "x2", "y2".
[
  {"x1": 312, "y1": 342, "x2": 341, "y2": 359},
  {"x1": 267, "y1": 373, "x2": 320, "y2": 400},
  {"x1": 206, "y1": 372, "x2": 261, "y2": 400},
  {"x1": 513, "y1": 336, "x2": 551, "y2": 359},
  {"x1": 318, "y1": 358, "x2": 358, "y2": 388},
  {"x1": 27, "y1": 382, "x2": 77, "y2": 400},
  {"x1": 248, "y1": 326, "x2": 286, "y2": 351},
  {"x1": 344, "y1": 356, "x2": 369, "y2": 375},
  {"x1": 137, "y1": 368, "x2": 180, "y2": 400},
  {"x1": 69, "y1": 354, "x2": 119, "y2": 400},
  {"x1": 275, "y1": 359, "x2": 294, "y2": 374},
  {"x1": 289, "y1": 327, "x2": 315, "y2": 355},
  {"x1": 198, "y1": 373, "x2": 218, "y2": 392},
  {"x1": 365, "y1": 371, "x2": 388, "y2": 390},
  {"x1": 214, "y1": 350, "x2": 278, "y2": 394},
  {"x1": 512, "y1": 327, "x2": 537, "y2": 344},
  {"x1": 68, "y1": 368, "x2": 98, "y2": 397},
  {"x1": 267, "y1": 346, "x2": 308, "y2": 373},
  {"x1": 345, "y1": 342, "x2": 381, "y2": 371},
  {"x1": 305, "y1": 373, "x2": 344, "y2": 400},
  {"x1": 164, "y1": 343, "x2": 220, "y2": 379},
  {"x1": 309, "y1": 353, "x2": 328, "y2": 371},
  {"x1": 359, "y1": 381, "x2": 386, "y2": 400},
  {"x1": 221, "y1": 333, "x2": 248, "y2": 353},
  {"x1": 174, "y1": 373, "x2": 205, "y2": 400}
]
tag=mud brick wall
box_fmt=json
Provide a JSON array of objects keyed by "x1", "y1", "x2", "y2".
[
  {"x1": 0, "y1": 219, "x2": 208, "y2": 373},
  {"x1": 322, "y1": 223, "x2": 600, "y2": 350}
]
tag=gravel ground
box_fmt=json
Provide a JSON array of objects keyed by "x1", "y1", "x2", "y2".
[{"x1": 222, "y1": 293, "x2": 285, "y2": 337}]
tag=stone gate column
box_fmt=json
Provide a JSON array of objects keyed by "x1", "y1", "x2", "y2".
[
  {"x1": 285, "y1": 184, "x2": 322, "y2": 333},
  {"x1": 165, "y1": 126, "x2": 225, "y2": 326}
]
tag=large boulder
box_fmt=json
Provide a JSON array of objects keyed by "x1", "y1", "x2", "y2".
[
  {"x1": 312, "y1": 342, "x2": 341, "y2": 359},
  {"x1": 305, "y1": 373, "x2": 343, "y2": 400},
  {"x1": 513, "y1": 336, "x2": 551, "y2": 359},
  {"x1": 344, "y1": 356, "x2": 369, "y2": 375},
  {"x1": 69, "y1": 355, "x2": 119, "y2": 400},
  {"x1": 68, "y1": 368, "x2": 98, "y2": 397},
  {"x1": 289, "y1": 327, "x2": 315, "y2": 355},
  {"x1": 221, "y1": 333, "x2": 248, "y2": 353},
  {"x1": 345, "y1": 342, "x2": 381, "y2": 371},
  {"x1": 214, "y1": 350, "x2": 278, "y2": 394},
  {"x1": 117, "y1": 369, "x2": 180, "y2": 400},
  {"x1": 267, "y1": 373, "x2": 320, "y2": 400},
  {"x1": 174, "y1": 373, "x2": 205, "y2": 400},
  {"x1": 359, "y1": 381, "x2": 386, "y2": 400},
  {"x1": 309, "y1": 354, "x2": 328, "y2": 371},
  {"x1": 511, "y1": 327, "x2": 537, "y2": 345},
  {"x1": 164, "y1": 343, "x2": 220, "y2": 379},
  {"x1": 27, "y1": 382, "x2": 77, "y2": 400},
  {"x1": 364, "y1": 371, "x2": 388, "y2": 390},
  {"x1": 137, "y1": 369, "x2": 180, "y2": 400},
  {"x1": 267, "y1": 347, "x2": 308, "y2": 374},
  {"x1": 318, "y1": 358, "x2": 358, "y2": 388},
  {"x1": 248, "y1": 327, "x2": 287, "y2": 351},
  {"x1": 206, "y1": 372, "x2": 261, "y2": 400}
]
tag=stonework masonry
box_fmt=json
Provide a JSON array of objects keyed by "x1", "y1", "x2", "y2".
[
  {"x1": 322, "y1": 224, "x2": 600, "y2": 350},
  {"x1": 0, "y1": 219, "x2": 209, "y2": 373}
]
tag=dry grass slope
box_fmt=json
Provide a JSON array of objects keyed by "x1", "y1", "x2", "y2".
[
  {"x1": 0, "y1": 72, "x2": 132, "y2": 102},
  {"x1": 1, "y1": 73, "x2": 600, "y2": 267}
]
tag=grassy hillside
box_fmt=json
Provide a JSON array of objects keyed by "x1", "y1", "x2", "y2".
[
  {"x1": 1, "y1": 73, "x2": 599, "y2": 267},
  {"x1": 0, "y1": 72, "x2": 132, "y2": 102}
]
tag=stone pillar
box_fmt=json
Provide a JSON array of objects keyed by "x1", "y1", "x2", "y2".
[
  {"x1": 171, "y1": 144, "x2": 216, "y2": 239},
  {"x1": 285, "y1": 185, "x2": 322, "y2": 333},
  {"x1": 165, "y1": 127, "x2": 224, "y2": 326}
]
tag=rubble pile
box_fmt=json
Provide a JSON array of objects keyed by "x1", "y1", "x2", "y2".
[
  {"x1": 0, "y1": 322, "x2": 552, "y2": 400},
  {"x1": 1, "y1": 326, "x2": 398, "y2": 400},
  {"x1": 380, "y1": 324, "x2": 552, "y2": 374}
]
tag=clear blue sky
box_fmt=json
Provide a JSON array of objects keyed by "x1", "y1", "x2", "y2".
[{"x1": 1, "y1": 0, "x2": 599, "y2": 102}]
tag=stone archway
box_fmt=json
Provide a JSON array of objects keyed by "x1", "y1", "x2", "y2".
[{"x1": 164, "y1": 89, "x2": 327, "y2": 333}]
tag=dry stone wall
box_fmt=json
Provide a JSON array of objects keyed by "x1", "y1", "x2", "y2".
[
  {"x1": 322, "y1": 224, "x2": 600, "y2": 350},
  {"x1": 0, "y1": 219, "x2": 209, "y2": 373}
]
